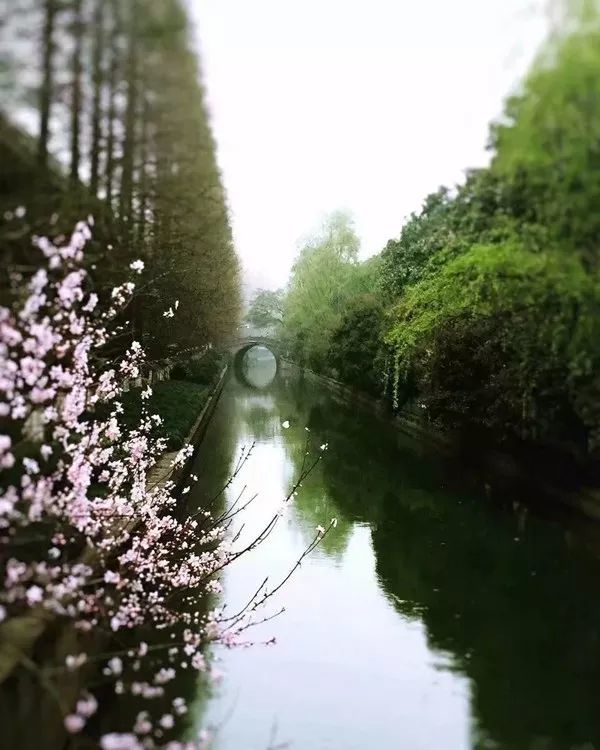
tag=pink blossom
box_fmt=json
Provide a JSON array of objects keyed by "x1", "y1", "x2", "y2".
[
  {"x1": 57, "y1": 271, "x2": 85, "y2": 308},
  {"x1": 110, "y1": 615, "x2": 123, "y2": 632},
  {"x1": 66, "y1": 653, "x2": 87, "y2": 670},
  {"x1": 64, "y1": 714, "x2": 85, "y2": 734},
  {"x1": 29, "y1": 269, "x2": 47, "y2": 295},
  {"x1": 100, "y1": 734, "x2": 144, "y2": 750},
  {"x1": 62, "y1": 385, "x2": 86, "y2": 425},
  {"x1": 159, "y1": 713, "x2": 174, "y2": 729},
  {"x1": 82, "y1": 293, "x2": 98, "y2": 312},
  {"x1": 20, "y1": 356, "x2": 45, "y2": 386},
  {"x1": 1, "y1": 320, "x2": 23, "y2": 346},
  {"x1": 50, "y1": 365, "x2": 74, "y2": 388},
  {"x1": 76, "y1": 693, "x2": 98, "y2": 718},
  {"x1": 133, "y1": 712, "x2": 152, "y2": 735},
  {"x1": 0, "y1": 221, "x2": 294, "y2": 746},
  {"x1": 154, "y1": 667, "x2": 176, "y2": 685},
  {"x1": 25, "y1": 585, "x2": 43, "y2": 605},
  {"x1": 24, "y1": 322, "x2": 56, "y2": 357},
  {"x1": 11, "y1": 402, "x2": 27, "y2": 419},
  {"x1": 23, "y1": 458, "x2": 40, "y2": 475},
  {"x1": 30, "y1": 386, "x2": 55, "y2": 404}
]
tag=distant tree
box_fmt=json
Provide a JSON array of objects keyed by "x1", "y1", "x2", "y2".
[
  {"x1": 246, "y1": 289, "x2": 284, "y2": 329},
  {"x1": 118, "y1": 0, "x2": 137, "y2": 231},
  {"x1": 281, "y1": 212, "x2": 370, "y2": 371}
]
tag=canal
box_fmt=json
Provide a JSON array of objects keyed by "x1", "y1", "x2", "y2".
[{"x1": 186, "y1": 350, "x2": 600, "y2": 750}]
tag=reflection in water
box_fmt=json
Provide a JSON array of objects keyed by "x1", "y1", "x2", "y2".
[
  {"x1": 186, "y1": 360, "x2": 600, "y2": 750},
  {"x1": 237, "y1": 345, "x2": 277, "y2": 389}
]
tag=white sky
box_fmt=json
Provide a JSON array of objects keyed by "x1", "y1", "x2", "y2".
[{"x1": 189, "y1": 0, "x2": 549, "y2": 295}]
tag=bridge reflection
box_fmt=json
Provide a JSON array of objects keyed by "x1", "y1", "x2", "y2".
[{"x1": 233, "y1": 342, "x2": 279, "y2": 389}]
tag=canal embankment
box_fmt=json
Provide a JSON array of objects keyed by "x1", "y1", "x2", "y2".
[{"x1": 280, "y1": 359, "x2": 600, "y2": 522}]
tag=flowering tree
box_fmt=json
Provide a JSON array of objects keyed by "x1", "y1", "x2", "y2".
[{"x1": 0, "y1": 220, "x2": 334, "y2": 748}]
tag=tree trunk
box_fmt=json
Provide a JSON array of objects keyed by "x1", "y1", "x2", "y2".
[
  {"x1": 38, "y1": 0, "x2": 57, "y2": 167},
  {"x1": 135, "y1": 85, "x2": 151, "y2": 249},
  {"x1": 89, "y1": 0, "x2": 105, "y2": 195},
  {"x1": 119, "y1": 1, "x2": 138, "y2": 231},
  {"x1": 104, "y1": 0, "x2": 119, "y2": 209},
  {"x1": 69, "y1": 0, "x2": 84, "y2": 183}
]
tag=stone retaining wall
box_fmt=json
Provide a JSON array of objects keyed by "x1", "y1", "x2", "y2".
[{"x1": 280, "y1": 360, "x2": 600, "y2": 523}]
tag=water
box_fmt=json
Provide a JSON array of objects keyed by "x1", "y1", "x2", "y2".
[{"x1": 186, "y1": 356, "x2": 600, "y2": 750}]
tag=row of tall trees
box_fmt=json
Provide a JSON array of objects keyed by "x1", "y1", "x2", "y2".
[
  {"x1": 276, "y1": 0, "x2": 600, "y2": 462},
  {"x1": 0, "y1": 0, "x2": 240, "y2": 362}
]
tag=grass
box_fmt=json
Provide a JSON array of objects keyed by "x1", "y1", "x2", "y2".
[
  {"x1": 121, "y1": 380, "x2": 210, "y2": 450},
  {"x1": 120, "y1": 351, "x2": 225, "y2": 449}
]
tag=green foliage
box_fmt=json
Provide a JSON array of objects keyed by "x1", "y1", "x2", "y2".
[
  {"x1": 245, "y1": 289, "x2": 284, "y2": 330},
  {"x1": 121, "y1": 380, "x2": 209, "y2": 449},
  {"x1": 379, "y1": 187, "x2": 457, "y2": 300},
  {"x1": 327, "y1": 294, "x2": 385, "y2": 394},
  {"x1": 378, "y1": 168, "x2": 554, "y2": 303},
  {"x1": 170, "y1": 350, "x2": 224, "y2": 386},
  {"x1": 1, "y1": 0, "x2": 240, "y2": 363},
  {"x1": 372, "y1": 2, "x2": 600, "y2": 458},
  {"x1": 281, "y1": 212, "x2": 370, "y2": 371},
  {"x1": 276, "y1": 1, "x2": 600, "y2": 461},
  {"x1": 387, "y1": 243, "x2": 600, "y2": 450},
  {"x1": 490, "y1": 0, "x2": 600, "y2": 260}
]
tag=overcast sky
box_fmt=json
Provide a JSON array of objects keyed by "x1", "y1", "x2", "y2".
[{"x1": 189, "y1": 0, "x2": 549, "y2": 295}]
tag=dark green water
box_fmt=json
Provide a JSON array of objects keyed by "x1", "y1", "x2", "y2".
[{"x1": 187, "y1": 355, "x2": 600, "y2": 750}]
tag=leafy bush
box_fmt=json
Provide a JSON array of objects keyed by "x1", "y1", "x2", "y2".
[
  {"x1": 170, "y1": 350, "x2": 224, "y2": 386},
  {"x1": 121, "y1": 380, "x2": 209, "y2": 449},
  {"x1": 327, "y1": 294, "x2": 385, "y2": 395},
  {"x1": 490, "y1": 4, "x2": 600, "y2": 260},
  {"x1": 277, "y1": 3, "x2": 600, "y2": 464},
  {"x1": 386, "y1": 242, "x2": 600, "y2": 452},
  {"x1": 281, "y1": 213, "x2": 380, "y2": 372}
]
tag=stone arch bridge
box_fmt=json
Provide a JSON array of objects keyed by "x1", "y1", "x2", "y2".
[{"x1": 229, "y1": 335, "x2": 282, "y2": 368}]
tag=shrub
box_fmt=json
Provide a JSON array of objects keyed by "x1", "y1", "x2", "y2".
[
  {"x1": 170, "y1": 350, "x2": 224, "y2": 386},
  {"x1": 386, "y1": 242, "x2": 600, "y2": 452},
  {"x1": 121, "y1": 380, "x2": 209, "y2": 449},
  {"x1": 327, "y1": 294, "x2": 385, "y2": 395}
]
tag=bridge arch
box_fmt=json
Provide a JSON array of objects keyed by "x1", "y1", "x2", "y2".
[{"x1": 231, "y1": 338, "x2": 281, "y2": 388}]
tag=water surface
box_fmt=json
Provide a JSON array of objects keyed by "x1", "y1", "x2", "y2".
[{"x1": 187, "y1": 360, "x2": 600, "y2": 750}]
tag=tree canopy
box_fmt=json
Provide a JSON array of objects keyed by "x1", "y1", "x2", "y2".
[
  {"x1": 280, "y1": 212, "x2": 375, "y2": 372},
  {"x1": 1, "y1": 0, "x2": 240, "y2": 364},
  {"x1": 278, "y1": 1, "x2": 600, "y2": 459},
  {"x1": 246, "y1": 289, "x2": 284, "y2": 331}
]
